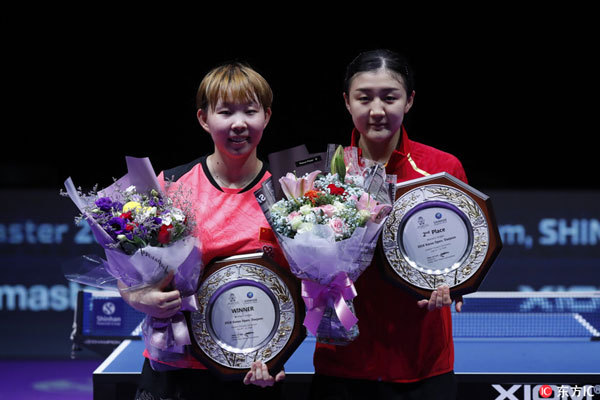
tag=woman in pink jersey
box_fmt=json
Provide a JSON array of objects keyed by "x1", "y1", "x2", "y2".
[
  {"x1": 310, "y1": 49, "x2": 466, "y2": 400},
  {"x1": 119, "y1": 62, "x2": 286, "y2": 400}
]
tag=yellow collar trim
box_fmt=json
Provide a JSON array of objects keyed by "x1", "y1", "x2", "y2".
[{"x1": 407, "y1": 153, "x2": 430, "y2": 177}]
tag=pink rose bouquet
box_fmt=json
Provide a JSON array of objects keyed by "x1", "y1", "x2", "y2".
[{"x1": 257, "y1": 146, "x2": 394, "y2": 345}]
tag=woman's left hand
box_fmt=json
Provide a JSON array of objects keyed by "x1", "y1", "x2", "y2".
[
  {"x1": 243, "y1": 361, "x2": 285, "y2": 387},
  {"x1": 417, "y1": 285, "x2": 463, "y2": 312}
]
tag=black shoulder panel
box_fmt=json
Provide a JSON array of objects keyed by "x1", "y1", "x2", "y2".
[{"x1": 162, "y1": 157, "x2": 204, "y2": 182}]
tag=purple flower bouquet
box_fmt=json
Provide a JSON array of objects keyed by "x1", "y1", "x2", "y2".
[{"x1": 63, "y1": 157, "x2": 203, "y2": 361}]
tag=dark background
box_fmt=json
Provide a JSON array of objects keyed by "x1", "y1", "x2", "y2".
[{"x1": 2, "y1": 12, "x2": 597, "y2": 192}]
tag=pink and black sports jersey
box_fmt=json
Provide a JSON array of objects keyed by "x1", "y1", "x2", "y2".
[
  {"x1": 158, "y1": 157, "x2": 285, "y2": 267},
  {"x1": 143, "y1": 156, "x2": 285, "y2": 369}
]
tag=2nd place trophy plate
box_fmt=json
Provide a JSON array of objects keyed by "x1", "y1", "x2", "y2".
[
  {"x1": 379, "y1": 172, "x2": 502, "y2": 299},
  {"x1": 187, "y1": 252, "x2": 305, "y2": 380}
]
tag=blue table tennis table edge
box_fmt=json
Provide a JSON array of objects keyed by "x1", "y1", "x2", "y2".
[{"x1": 94, "y1": 335, "x2": 600, "y2": 381}]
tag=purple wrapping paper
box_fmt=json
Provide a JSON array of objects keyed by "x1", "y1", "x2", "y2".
[
  {"x1": 301, "y1": 272, "x2": 358, "y2": 335},
  {"x1": 64, "y1": 156, "x2": 203, "y2": 357},
  {"x1": 278, "y1": 221, "x2": 382, "y2": 343}
]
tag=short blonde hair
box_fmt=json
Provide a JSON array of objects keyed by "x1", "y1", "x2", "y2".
[{"x1": 196, "y1": 62, "x2": 273, "y2": 111}]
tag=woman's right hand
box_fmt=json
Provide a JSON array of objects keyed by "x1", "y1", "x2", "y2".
[
  {"x1": 117, "y1": 272, "x2": 182, "y2": 318},
  {"x1": 243, "y1": 362, "x2": 285, "y2": 387},
  {"x1": 416, "y1": 285, "x2": 463, "y2": 312}
]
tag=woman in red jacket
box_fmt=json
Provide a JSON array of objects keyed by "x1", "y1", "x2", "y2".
[{"x1": 310, "y1": 49, "x2": 466, "y2": 400}]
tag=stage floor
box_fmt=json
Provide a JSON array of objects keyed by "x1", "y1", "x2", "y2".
[{"x1": 0, "y1": 359, "x2": 100, "y2": 400}]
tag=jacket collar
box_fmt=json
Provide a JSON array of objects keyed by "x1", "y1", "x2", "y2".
[{"x1": 350, "y1": 126, "x2": 411, "y2": 160}]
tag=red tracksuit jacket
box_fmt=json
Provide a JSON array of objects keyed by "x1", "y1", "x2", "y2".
[{"x1": 313, "y1": 127, "x2": 468, "y2": 382}]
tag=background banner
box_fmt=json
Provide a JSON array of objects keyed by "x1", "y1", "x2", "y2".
[
  {"x1": 483, "y1": 190, "x2": 599, "y2": 292},
  {"x1": 1, "y1": 190, "x2": 104, "y2": 358}
]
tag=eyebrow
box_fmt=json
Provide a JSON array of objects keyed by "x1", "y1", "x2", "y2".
[{"x1": 352, "y1": 87, "x2": 404, "y2": 94}]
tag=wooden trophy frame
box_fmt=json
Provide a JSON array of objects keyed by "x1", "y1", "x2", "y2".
[
  {"x1": 378, "y1": 172, "x2": 502, "y2": 299},
  {"x1": 186, "y1": 252, "x2": 306, "y2": 380}
]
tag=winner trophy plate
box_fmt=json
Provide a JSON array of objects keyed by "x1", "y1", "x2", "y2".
[
  {"x1": 379, "y1": 172, "x2": 502, "y2": 299},
  {"x1": 187, "y1": 252, "x2": 305, "y2": 380}
]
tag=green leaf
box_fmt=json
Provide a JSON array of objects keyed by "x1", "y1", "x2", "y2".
[
  {"x1": 132, "y1": 236, "x2": 147, "y2": 248},
  {"x1": 330, "y1": 145, "x2": 346, "y2": 182}
]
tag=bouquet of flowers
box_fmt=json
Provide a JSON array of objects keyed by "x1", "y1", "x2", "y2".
[
  {"x1": 63, "y1": 157, "x2": 203, "y2": 362},
  {"x1": 75, "y1": 185, "x2": 189, "y2": 253},
  {"x1": 257, "y1": 145, "x2": 394, "y2": 344}
]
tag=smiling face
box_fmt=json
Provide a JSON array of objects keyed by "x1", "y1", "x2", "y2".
[
  {"x1": 195, "y1": 63, "x2": 273, "y2": 161},
  {"x1": 198, "y1": 96, "x2": 271, "y2": 159},
  {"x1": 344, "y1": 68, "x2": 414, "y2": 146}
]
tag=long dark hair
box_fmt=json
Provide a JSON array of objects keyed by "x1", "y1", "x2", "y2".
[{"x1": 344, "y1": 49, "x2": 415, "y2": 95}]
